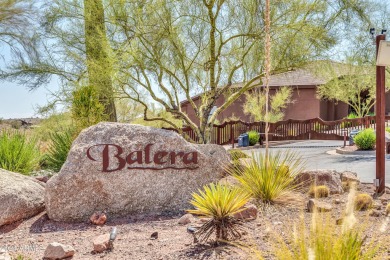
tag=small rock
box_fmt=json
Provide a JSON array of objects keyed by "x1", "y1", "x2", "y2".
[
  {"x1": 43, "y1": 242, "x2": 75, "y2": 260},
  {"x1": 35, "y1": 175, "x2": 50, "y2": 183},
  {"x1": 150, "y1": 232, "x2": 158, "y2": 240},
  {"x1": 233, "y1": 203, "x2": 258, "y2": 220},
  {"x1": 178, "y1": 214, "x2": 193, "y2": 225},
  {"x1": 0, "y1": 249, "x2": 11, "y2": 260},
  {"x1": 307, "y1": 199, "x2": 332, "y2": 213},
  {"x1": 340, "y1": 171, "x2": 360, "y2": 184},
  {"x1": 334, "y1": 199, "x2": 341, "y2": 204},
  {"x1": 90, "y1": 212, "x2": 107, "y2": 226},
  {"x1": 369, "y1": 210, "x2": 381, "y2": 217},
  {"x1": 92, "y1": 233, "x2": 111, "y2": 253},
  {"x1": 373, "y1": 202, "x2": 382, "y2": 210}
]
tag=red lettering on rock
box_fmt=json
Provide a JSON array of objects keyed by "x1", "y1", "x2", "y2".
[
  {"x1": 183, "y1": 152, "x2": 198, "y2": 164},
  {"x1": 126, "y1": 151, "x2": 142, "y2": 164},
  {"x1": 154, "y1": 151, "x2": 168, "y2": 164},
  {"x1": 169, "y1": 152, "x2": 184, "y2": 164}
]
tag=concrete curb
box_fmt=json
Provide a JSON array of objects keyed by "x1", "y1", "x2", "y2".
[{"x1": 335, "y1": 147, "x2": 376, "y2": 155}]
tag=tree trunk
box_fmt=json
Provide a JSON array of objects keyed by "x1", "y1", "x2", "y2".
[{"x1": 84, "y1": 0, "x2": 117, "y2": 122}]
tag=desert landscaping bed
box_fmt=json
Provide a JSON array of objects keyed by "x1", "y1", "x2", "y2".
[{"x1": 1, "y1": 183, "x2": 389, "y2": 260}]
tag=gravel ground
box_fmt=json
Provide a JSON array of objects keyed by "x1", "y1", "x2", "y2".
[{"x1": 1, "y1": 184, "x2": 389, "y2": 260}]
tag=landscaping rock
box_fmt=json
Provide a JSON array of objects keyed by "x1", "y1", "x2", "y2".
[
  {"x1": 307, "y1": 199, "x2": 332, "y2": 213},
  {"x1": 45, "y1": 123, "x2": 229, "y2": 222},
  {"x1": 150, "y1": 232, "x2": 158, "y2": 240},
  {"x1": 369, "y1": 210, "x2": 381, "y2": 217},
  {"x1": 341, "y1": 171, "x2": 360, "y2": 184},
  {"x1": 0, "y1": 249, "x2": 11, "y2": 260},
  {"x1": 90, "y1": 212, "x2": 107, "y2": 225},
  {"x1": 218, "y1": 176, "x2": 240, "y2": 187},
  {"x1": 92, "y1": 233, "x2": 111, "y2": 253},
  {"x1": 233, "y1": 203, "x2": 258, "y2": 220},
  {"x1": 238, "y1": 158, "x2": 253, "y2": 168},
  {"x1": 43, "y1": 242, "x2": 75, "y2": 259},
  {"x1": 178, "y1": 214, "x2": 194, "y2": 225},
  {"x1": 0, "y1": 168, "x2": 45, "y2": 227},
  {"x1": 295, "y1": 170, "x2": 343, "y2": 194}
]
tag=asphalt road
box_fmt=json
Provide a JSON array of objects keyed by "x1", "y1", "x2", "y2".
[{"x1": 245, "y1": 140, "x2": 390, "y2": 186}]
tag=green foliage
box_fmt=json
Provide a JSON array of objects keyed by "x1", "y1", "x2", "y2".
[
  {"x1": 309, "y1": 185, "x2": 330, "y2": 198},
  {"x1": 32, "y1": 112, "x2": 74, "y2": 142},
  {"x1": 354, "y1": 128, "x2": 375, "y2": 150},
  {"x1": 244, "y1": 87, "x2": 293, "y2": 123},
  {"x1": 71, "y1": 85, "x2": 105, "y2": 130},
  {"x1": 247, "y1": 130, "x2": 260, "y2": 146},
  {"x1": 354, "y1": 193, "x2": 373, "y2": 211},
  {"x1": 228, "y1": 151, "x2": 305, "y2": 203},
  {"x1": 347, "y1": 112, "x2": 358, "y2": 119},
  {"x1": 0, "y1": 129, "x2": 40, "y2": 174},
  {"x1": 43, "y1": 130, "x2": 75, "y2": 172},
  {"x1": 386, "y1": 127, "x2": 390, "y2": 134},
  {"x1": 187, "y1": 183, "x2": 251, "y2": 242}
]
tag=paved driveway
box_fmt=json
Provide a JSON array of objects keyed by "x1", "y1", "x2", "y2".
[{"x1": 245, "y1": 140, "x2": 390, "y2": 186}]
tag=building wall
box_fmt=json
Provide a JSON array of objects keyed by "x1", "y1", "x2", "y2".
[{"x1": 181, "y1": 85, "x2": 348, "y2": 126}]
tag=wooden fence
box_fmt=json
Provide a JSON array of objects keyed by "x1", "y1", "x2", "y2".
[{"x1": 163, "y1": 116, "x2": 390, "y2": 145}]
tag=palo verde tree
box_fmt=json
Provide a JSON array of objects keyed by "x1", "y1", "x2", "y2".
[
  {"x1": 1, "y1": 0, "x2": 117, "y2": 123},
  {"x1": 317, "y1": 63, "x2": 390, "y2": 118},
  {"x1": 109, "y1": 0, "x2": 371, "y2": 143}
]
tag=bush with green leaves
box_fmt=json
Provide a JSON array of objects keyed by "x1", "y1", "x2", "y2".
[
  {"x1": 188, "y1": 183, "x2": 251, "y2": 243},
  {"x1": 354, "y1": 128, "x2": 375, "y2": 150},
  {"x1": 247, "y1": 130, "x2": 260, "y2": 146},
  {"x1": 43, "y1": 130, "x2": 75, "y2": 172},
  {"x1": 228, "y1": 151, "x2": 305, "y2": 203},
  {"x1": 0, "y1": 130, "x2": 40, "y2": 174}
]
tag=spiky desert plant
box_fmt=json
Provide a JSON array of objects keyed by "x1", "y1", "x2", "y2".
[
  {"x1": 309, "y1": 185, "x2": 330, "y2": 198},
  {"x1": 355, "y1": 193, "x2": 373, "y2": 211},
  {"x1": 187, "y1": 183, "x2": 251, "y2": 243},
  {"x1": 269, "y1": 184, "x2": 382, "y2": 260},
  {"x1": 0, "y1": 129, "x2": 40, "y2": 174},
  {"x1": 227, "y1": 151, "x2": 305, "y2": 203}
]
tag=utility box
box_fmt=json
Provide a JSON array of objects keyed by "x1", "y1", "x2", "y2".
[
  {"x1": 349, "y1": 129, "x2": 360, "y2": 146},
  {"x1": 238, "y1": 133, "x2": 249, "y2": 147}
]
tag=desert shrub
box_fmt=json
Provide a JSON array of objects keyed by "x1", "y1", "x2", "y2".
[
  {"x1": 386, "y1": 203, "x2": 390, "y2": 216},
  {"x1": 71, "y1": 85, "x2": 105, "y2": 130},
  {"x1": 309, "y1": 185, "x2": 330, "y2": 198},
  {"x1": 265, "y1": 185, "x2": 383, "y2": 260},
  {"x1": 187, "y1": 183, "x2": 251, "y2": 243},
  {"x1": 0, "y1": 130, "x2": 40, "y2": 174},
  {"x1": 354, "y1": 128, "x2": 375, "y2": 150},
  {"x1": 32, "y1": 112, "x2": 74, "y2": 142},
  {"x1": 228, "y1": 149, "x2": 249, "y2": 160},
  {"x1": 228, "y1": 151, "x2": 305, "y2": 203},
  {"x1": 355, "y1": 193, "x2": 373, "y2": 211},
  {"x1": 43, "y1": 130, "x2": 75, "y2": 172},
  {"x1": 247, "y1": 130, "x2": 259, "y2": 146}
]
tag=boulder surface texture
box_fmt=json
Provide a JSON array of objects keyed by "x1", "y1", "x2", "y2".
[
  {"x1": 45, "y1": 123, "x2": 229, "y2": 222},
  {"x1": 0, "y1": 168, "x2": 45, "y2": 227}
]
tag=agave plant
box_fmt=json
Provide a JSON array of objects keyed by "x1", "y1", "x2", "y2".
[
  {"x1": 187, "y1": 183, "x2": 251, "y2": 243},
  {"x1": 227, "y1": 151, "x2": 305, "y2": 204}
]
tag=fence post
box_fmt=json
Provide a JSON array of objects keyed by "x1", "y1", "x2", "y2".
[
  {"x1": 217, "y1": 126, "x2": 221, "y2": 145},
  {"x1": 230, "y1": 123, "x2": 234, "y2": 148}
]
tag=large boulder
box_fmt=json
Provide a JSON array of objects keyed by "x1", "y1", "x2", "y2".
[
  {"x1": 45, "y1": 123, "x2": 229, "y2": 222},
  {"x1": 294, "y1": 169, "x2": 343, "y2": 194},
  {"x1": 0, "y1": 168, "x2": 45, "y2": 227}
]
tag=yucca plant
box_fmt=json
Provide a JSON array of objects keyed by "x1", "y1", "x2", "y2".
[
  {"x1": 187, "y1": 183, "x2": 251, "y2": 243},
  {"x1": 0, "y1": 129, "x2": 40, "y2": 174},
  {"x1": 43, "y1": 130, "x2": 75, "y2": 172},
  {"x1": 227, "y1": 151, "x2": 305, "y2": 204}
]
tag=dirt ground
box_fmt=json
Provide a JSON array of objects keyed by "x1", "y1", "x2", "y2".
[{"x1": 1, "y1": 184, "x2": 390, "y2": 260}]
